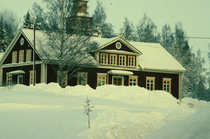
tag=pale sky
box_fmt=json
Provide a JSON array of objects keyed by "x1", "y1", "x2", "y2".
[{"x1": 0, "y1": 0, "x2": 210, "y2": 65}]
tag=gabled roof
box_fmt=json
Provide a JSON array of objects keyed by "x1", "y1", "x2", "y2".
[
  {"x1": 92, "y1": 37, "x2": 142, "y2": 55},
  {"x1": 130, "y1": 41, "x2": 186, "y2": 72},
  {"x1": 0, "y1": 28, "x2": 185, "y2": 73}
]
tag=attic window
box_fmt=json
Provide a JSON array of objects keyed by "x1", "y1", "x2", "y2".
[
  {"x1": 20, "y1": 38, "x2": 24, "y2": 46},
  {"x1": 115, "y1": 42, "x2": 122, "y2": 49}
]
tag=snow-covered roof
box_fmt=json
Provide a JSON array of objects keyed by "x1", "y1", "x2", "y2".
[
  {"x1": 129, "y1": 41, "x2": 186, "y2": 72},
  {"x1": 0, "y1": 52, "x2": 4, "y2": 61},
  {"x1": 20, "y1": 28, "x2": 185, "y2": 72}
]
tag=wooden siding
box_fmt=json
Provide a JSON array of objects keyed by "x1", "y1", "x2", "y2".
[
  {"x1": 68, "y1": 68, "x2": 180, "y2": 99},
  {"x1": 102, "y1": 41, "x2": 135, "y2": 53},
  {"x1": 3, "y1": 34, "x2": 41, "y2": 64},
  {"x1": 2, "y1": 64, "x2": 41, "y2": 86}
]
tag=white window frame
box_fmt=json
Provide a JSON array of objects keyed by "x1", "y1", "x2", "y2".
[
  {"x1": 12, "y1": 51, "x2": 17, "y2": 63},
  {"x1": 119, "y1": 55, "x2": 126, "y2": 66},
  {"x1": 26, "y1": 49, "x2": 32, "y2": 62},
  {"x1": 129, "y1": 76, "x2": 138, "y2": 86},
  {"x1": 29, "y1": 71, "x2": 36, "y2": 85},
  {"x1": 77, "y1": 72, "x2": 88, "y2": 85},
  {"x1": 97, "y1": 73, "x2": 107, "y2": 86},
  {"x1": 19, "y1": 50, "x2": 24, "y2": 63},
  {"x1": 146, "y1": 77, "x2": 155, "y2": 91},
  {"x1": 112, "y1": 76, "x2": 124, "y2": 86},
  {"x1": 17, "y1": 75, "x2": 24, "y2": 84},
  {"x1": 163, "y1": 78, "x2": 172, "y2": 93},
  {"x1": 110, "y1": 54, "x2": 117, "y2": 65},
  {"x1": 100, "y1": 53, "x2": 108, "y2": 65},
  {"x1": 128, "y1": 56, "x2": 135, "y2": 67},
  {"x1": 6, "y1": 74, "x2": 13, "y2": 85}
]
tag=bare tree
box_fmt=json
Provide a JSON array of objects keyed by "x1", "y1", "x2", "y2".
[
  {"x1": 83, "y1": 96, "x2": 94, "y2": 129},
  {"x1": 38, "y1": 0, "x2": 98, "y2": 88}
]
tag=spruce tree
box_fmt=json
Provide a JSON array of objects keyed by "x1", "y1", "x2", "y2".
[
  {"x1": 120, "y1": 17, "x2": 135, "y2": 41},
  {"x1": 92, "y1": 1, "x2": 113, "y2": 38},
  {"x1": 136, "y1": 14, "x2": 160, "y2": 43},
  {"x1": 0, "y1": 17, "x2": 8, "y2": 52},
  {"x1": 23, "y1": 11, "x2": 33, "y2": 29}
]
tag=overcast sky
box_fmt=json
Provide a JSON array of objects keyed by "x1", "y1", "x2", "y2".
[{"x1": 0, "y1": 0, "x2": 210, "y2": 64}]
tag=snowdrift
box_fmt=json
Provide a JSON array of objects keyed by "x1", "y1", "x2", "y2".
[{"x1": 0, "y1": 83, "x2": 209, "y2": 139}]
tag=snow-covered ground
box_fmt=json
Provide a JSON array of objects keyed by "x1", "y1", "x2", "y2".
[{"x1": 0, "y1": 83, "x2": 209, "y2": 139}]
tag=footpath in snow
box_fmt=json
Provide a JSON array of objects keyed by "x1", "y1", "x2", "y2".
[
  {"x1": 146, "y1": 105, "x2": 210, "y2": 139},
  {"x1": 0, "y1": 83, "x2": 209, "y2": 139}
]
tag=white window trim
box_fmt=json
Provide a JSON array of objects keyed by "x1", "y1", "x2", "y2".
[
  {"x1": 100, "y1": 53, "x2": 108, "y2": 65},
  {"x1": 109, "y1": 54, "x2": 117, "y2": 65},
  {"x1": 26, "y1": 49, "x2": 32, "y2": 62},
  {"x1": 119, "y1": 55, "x2": 126, "y2": 66},
  {"x1": 29, "y1": 70, "x2": 36, "y2": 85},
  {"x1": 112, "y1": 76, "x2": 124, "y2": 86},
  {"x1": 146, "y1": 77, "x2": 155, "y2": 90},
  {"x1": 129, "y1": 76, "x2": 138, "y2": 86},
  {"x1": 77, "y1": 72, "x2": 88, "y2": 85},
  {"x1": 128, "y1": 56, "x2": 135, "y2": 67},
  {"x1": 163, "y1": 78, "x2": 172, "y2": 93},
  {"x1": 97, "y1": 73, "x2": 107, "y2": 86},
  {"x1": 19, "y1": 50, "x2": 24, "y2": 63},
  {"x1": 12, "y1": 51, "x2": 17, "y2": 63}
]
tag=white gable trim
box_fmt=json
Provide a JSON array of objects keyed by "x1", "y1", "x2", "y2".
[
  {"x1": 0, "y1": 29, "x2": 43, "y2": 67},
  {"x1": 0, "y1": 30, "x2": 22, "y2": 66},
  {"x1": 96, "y1": 37, "x2": 142, "y2": 55}
]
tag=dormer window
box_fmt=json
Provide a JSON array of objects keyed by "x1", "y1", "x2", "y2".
[
  {"x1": 110, "y1": 54, "x2": 117, "y2": 65},
  {"x1": 19, "y1": 50, "x2": 24, "y2": 62},
  {"x1": 119, "y1": 55, "x2": 126, "y2": 66},
  {"x1": 128, "y1": 56, "x2": 135, "y2": 66},
  {"x1": 12, "y1": 51, "x2": 17, "y2": 63},
  {"x1": 100, "y1": 53, "x2": 108, "y2": 64}
]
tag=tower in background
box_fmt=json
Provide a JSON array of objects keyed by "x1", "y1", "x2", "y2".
[{"x1": 66, "y1": 0, "x2": 92, "y2": 35}]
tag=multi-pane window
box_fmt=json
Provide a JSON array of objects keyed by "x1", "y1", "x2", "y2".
[
  {"x1": 163, "y1": 78, "x2": 172, "y2": 93},
  {"x1": 97, "y1": 73, "x2": 107, "y2": 86},
  {"x1": 26, "y1": 49, "x2": 32, "y2": 62},
  {"x1": 100, "y1": 53, "x2": 108, "y2": 64},
  {"x1": 128, "y1": 56, "x2": 135, "y2": 66},
  {"x1": 12, "y1": 51, "x2": 17, "y2": 63},
  {"x1": 19, "y1": 50, "x2": 24, "y2": 62},
  {"x1": 29, "y1": 71, "x2": 36, "y2": 85},
  {"x1": 77, "y1": 72, "x2": 88, "y2": 85},
  {"x1": 110, "y1": 54, "x2": 117, "y2": 65},
  {"x1": 129, "y1": 76, "x2": 138, "y2": 86},
  {"x1": 119, "y1": 55, "x2": 126, "y2": 66},
  {"x1": 6, "y1": 74, "x2": 12, "y2": 85},
  {"x1": 146, "y1": 77, "x2": 155, "y2": 91}
]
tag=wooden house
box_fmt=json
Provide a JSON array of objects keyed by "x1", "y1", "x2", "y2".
[{"x1": 0, "y1": 28, "x2": 185, "y2": 99}]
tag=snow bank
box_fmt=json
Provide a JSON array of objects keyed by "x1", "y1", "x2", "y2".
[{"x1": 0, "y1": 83, "x2": 209, "y2": 139}]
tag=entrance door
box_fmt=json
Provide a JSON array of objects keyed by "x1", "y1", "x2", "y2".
[
  {"x1": 113, "y1": 77, "x2": 123, "y2": 86},
  {"x1": 17, "y1": 75, "x2": 24, "y2": 84}
]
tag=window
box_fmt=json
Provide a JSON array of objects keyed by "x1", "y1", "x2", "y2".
[
  {"x1": 29, "y1": 71, "x2": 36, "y2": 85},
  {"x1": 146, "y1": 77, "x2": 155, "y2": 90},
  {"x1": 12, "y1": 51, "x2": 17, "y2": 63},
  {"x1": 77, "y1": 72, "x2": 88, "y2": 85},
  {"x1": 129, "y1": 76, "x2": 138, "y2": 86},
  {"x1": 100, "y1": 53, "x2": 108, "y2": 64},
  {"x1": 113, "y1": 76, "x2": 124, "y2": 86},
  {"x1": 128, "y1": 56, "x2": 135, "y2": 67},
  {"x1": 19, "y1": 50, "x2": 24, "y2": 62},
  {"x1": 97, "y1": 73, "x2": 107, "y2": 86},
  {"x1": 57, "y1": 71, "x2": 68, "y2": 87},
  {"x1": 26, "y1": 49, "x2": 32, "y2": 62},
  {"x1": 6, "y1": 74, "x2": 12, "y2": 85},
  {"x1": 17, "y1": 75, "x2": 24, "y2": 84},
  {"x1": 119, "y1": 55, "x2": 126, "y2": 66},
  {"x1": 110, "y1": 54, "x2": 117, "y2": 65},
  {"x1": 163, "y1": 78, "x2": 172, "y2": 93}
]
